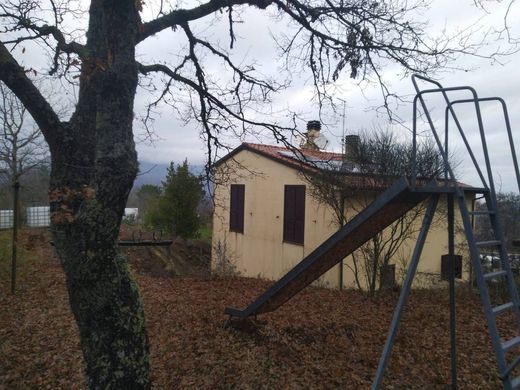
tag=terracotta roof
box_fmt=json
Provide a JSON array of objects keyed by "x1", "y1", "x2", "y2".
[
  {"x1": 245, "y1": 142, "x2": 343, "y2": 161},
  {"x1": 243, "y1": 142, "x2": 343, "y2": 171},
  {"x1": 213, "y1": 142, "x2": 481, "y2": 192},
  {"x1": 213, "y1": 142, "x2": 343, "y2": 173}
]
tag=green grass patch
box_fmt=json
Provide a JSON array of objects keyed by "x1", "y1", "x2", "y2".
[{"x1": 197, "y1": 225, "x2": 212, "y2": 243}]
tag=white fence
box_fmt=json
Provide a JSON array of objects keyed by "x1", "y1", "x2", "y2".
[
  {"x1": 26, "y1": 206, "x2": 50, "y2": 227},
  {"x1": 0, "y1": 210, "x2": 13, "y2": 229},
  {"x1": 0, "y1": 206, "x2": 135, "y2": 228},
  {"x1": 0, "y1": 206, "x2": 50, "y2": 228}
]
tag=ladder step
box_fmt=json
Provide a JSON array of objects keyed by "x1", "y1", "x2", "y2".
[
  {"x1": 502, "y1": 336, "x2": 520, "y2": 353},
  {"x1": 503, "y1": 356, "x2": 520, "y2": 385},
  {"x1": 484, "y1": 270, "x2": 508, "y2": 280},
  {"x1": 493, "y1": 302, "x2": 515, "y2": 315},
  {"x1": 476, "y1": 240, "x2": 502, "y2": 248}
]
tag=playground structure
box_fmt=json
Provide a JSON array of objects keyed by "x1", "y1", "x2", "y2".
[{"x1": 224, "y1": 75, "x2": 520, "y2": 389}]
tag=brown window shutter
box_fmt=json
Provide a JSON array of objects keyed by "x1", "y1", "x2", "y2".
[
  {"x1": 283, "y1": 186, "x2": 295, "y2": 241},
  {"x1": 230, "y1": 184, "x2": 245, "y2": 233},
  {"x1": 237, "y1": 185, "x2": 244, "y2": 232},
  {"x1": 283, "y1": 185, "x2": 305, "y2": 244},
  {"x1": 294, "y1": 186, "x2": 305, "y2": 244}
]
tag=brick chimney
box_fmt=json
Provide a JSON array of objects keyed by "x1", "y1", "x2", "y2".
[
  {"x1": 342, "y1": 134, "x2": 360, "y2": 171},
  {"x1": 344, "y1": 134, "x2": 360, "y2": 162}
]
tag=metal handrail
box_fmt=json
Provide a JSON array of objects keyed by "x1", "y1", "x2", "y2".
[
  {"x1": 447, "y1": 97, "x2": 520, "y2": 195},
  {"x1": 410, "y1": 85, "x2": 487, "y2": 188},
  {"x1": 411, "y1": 76, "x2": 501, "y2": 220}
]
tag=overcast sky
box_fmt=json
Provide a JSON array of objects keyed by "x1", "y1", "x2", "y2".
[
  {"x1": 4, "y1": 0, "x2": 520, "y2": 192},
  {"x1": 128, "y1": 0, "x2": 520, "y2": 192}
]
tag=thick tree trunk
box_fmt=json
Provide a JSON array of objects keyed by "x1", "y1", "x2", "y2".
[
  {"x1": 50, "y1": 139, "x2": 149, "y2": 388},
  {"x1": 47, "y1": 1, "x2": 151, "y2": 387}
]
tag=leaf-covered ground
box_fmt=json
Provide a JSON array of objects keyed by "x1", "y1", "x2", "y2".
[{"x1": 0, "y1": 229, "x2": 517, "y2": 389}]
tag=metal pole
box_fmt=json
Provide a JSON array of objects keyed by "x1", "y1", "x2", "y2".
[
  {"x1": 448, "y1": 194, "x2": 457, "y2": 389},
  {"x1": 372, "y1": 195, "x2": 439, "y2": 389},
  {"x1": 412, "y1": 98, "x2": 418, "y2": 188},
  {"x1": 11, "y1": 180, "x2": 19, "y2": 294}
]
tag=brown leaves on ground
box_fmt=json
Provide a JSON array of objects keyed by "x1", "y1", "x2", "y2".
[{"x1": 0, "y1": 230, "x2": 515, "y2": 389}]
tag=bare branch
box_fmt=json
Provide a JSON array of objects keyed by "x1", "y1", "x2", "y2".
[
  {"x1": 0, "y1": 42, "x2": 61, "y2": 144},
  {"x1": 137, "y1": 0, "x2": 272, "y2": 43}
]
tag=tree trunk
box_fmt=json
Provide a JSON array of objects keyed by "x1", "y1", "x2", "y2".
[
  {"x1": 47, "y1": 1, "x2": 150, "y2": 387},
  {"x1": 50, "y1": 139, "x2": 149, "y2": 388}
]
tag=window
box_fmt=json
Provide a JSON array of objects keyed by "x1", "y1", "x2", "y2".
[
  {"x1": 229, "y1": 184, "x2": 245, "y2": 233},
  {"x1": 283, "y1": 185, "x2": 305, "y2": 245}
]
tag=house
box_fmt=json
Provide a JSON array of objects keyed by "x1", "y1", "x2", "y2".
[{"x1": 211, "y1": 122, "x2": 477, "y2": 290}]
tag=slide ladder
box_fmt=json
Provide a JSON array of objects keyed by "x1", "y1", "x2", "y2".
[
  {"x1": 400, "y1": 74, "x2": 520, "y2": 389},
  {"x1": 460, "y1": 184, "x2": 520, "y2": 389}
]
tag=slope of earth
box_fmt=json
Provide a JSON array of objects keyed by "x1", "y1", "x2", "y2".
[
  {"x1": 0, "y1": 228, "x2": 517, "y2": 389},
  {"x1": 118, "y1": 225, "x2": 211, "y2": 278}
]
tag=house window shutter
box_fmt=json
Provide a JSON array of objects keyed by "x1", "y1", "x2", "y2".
[
  {"x1": 283, "y1": 185, "x2": 305, "y2": 244},
  {"x1": 230, "y1": 184, "x2": 245, "y2": 233}
]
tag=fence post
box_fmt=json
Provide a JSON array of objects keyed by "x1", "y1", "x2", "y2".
[{"x1": 11, "y1": 180, "x2": 19, "y2": 294}]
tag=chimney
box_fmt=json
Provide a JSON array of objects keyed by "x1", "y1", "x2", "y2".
[
  {"x1": 302, "y1": 120, "x2": 321, "y2": 150},
  {"x1": 344, "y1": 134, "x2": 360, "y2": 162},
  {"x1": 342, "y1": 134, "x2": 360, "y2": 171}
]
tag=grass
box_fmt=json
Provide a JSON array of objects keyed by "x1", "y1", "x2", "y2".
[{"x1": 197, "y1": 224, "x2": 212, "y2": 243}]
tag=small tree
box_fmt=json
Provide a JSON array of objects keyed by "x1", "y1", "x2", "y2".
[
  {"x1": 475, "y1": 192, "x2": 520, "y2": 249},
  {"x1": 0, "y1": 82, "x2": 48, "y2": 185},
  {"x1": 0, "y1": 82, "x2": 48, "y2": 293},
  {"x1": 147, "y1": 160, "x2": 204, "y2": 238},
  {"x1": 306, "y1": 130, "x2": 446, "y2": 295}
]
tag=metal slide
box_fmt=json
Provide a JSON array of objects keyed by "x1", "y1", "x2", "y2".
[{"x1": 224, "y1": 177, "x2": 430, "y2": 318}]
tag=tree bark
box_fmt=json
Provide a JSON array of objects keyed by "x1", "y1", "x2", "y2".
[{"x1": 47, "y1": 1, "x2": 150, "y2": 387}]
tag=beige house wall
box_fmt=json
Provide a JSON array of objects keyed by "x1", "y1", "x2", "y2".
[{"x1": 212, "y1": 149, "x2": 473, "y2": 290}]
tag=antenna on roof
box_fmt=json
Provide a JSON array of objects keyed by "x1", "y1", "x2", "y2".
[{"x1": 314, "y1": 134, "x2": 329, "y2": 150}]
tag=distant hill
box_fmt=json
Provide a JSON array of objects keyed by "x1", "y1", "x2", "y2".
[{"x1": 133, "y1": 161, "x2": 206, "y2": 189}]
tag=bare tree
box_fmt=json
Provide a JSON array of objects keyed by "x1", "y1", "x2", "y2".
[
  {"x1": 0, "y1": 0, "x2": 503, "y2": 387},
  {"x1": 305, "y1": 130, "x2": 446, "y2": 295},
  {"x1": 0, "y1": 82, "x2": 47, "y2": 183},
  {"x1": 475, "y1": 192, "x2": 520, "y2": 249},
  {"x1": 0, "y1": 81, "x2": 47, "y2": 293}
]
